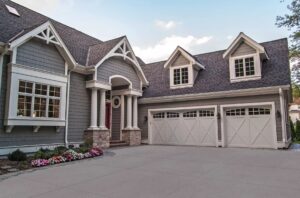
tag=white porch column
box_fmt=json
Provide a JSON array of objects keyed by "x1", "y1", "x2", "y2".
[
  {"x1": 133, "y1": 96, "x2": 139, "y2": 129},
  {"x1": 89, "y1": 88, "x2": 98, "y2": 129},
  {"x1": 126, "y1": 95, "x2": 132, "y2": 129},
  {"x1": 99, "y1": 89, "x2": 107, "y2": 130}
]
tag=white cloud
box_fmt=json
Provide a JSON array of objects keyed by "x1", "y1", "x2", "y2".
[
  {"x1": 133, "y1": 35, "x2": 213, "y2": 63},
  {"x1": 12, "y1": 0, "x2": 74, "y2": 14},
  {"x1": 155, "y1": 20, "x2": 179, "y2": 30},
  {"x1": 226, "y1": 35, "x2": 233, "y2": 40}
]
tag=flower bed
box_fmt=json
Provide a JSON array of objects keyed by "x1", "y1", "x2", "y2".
[{"x1": 31, "y1": 147, "x2": 103, "y2": 168}]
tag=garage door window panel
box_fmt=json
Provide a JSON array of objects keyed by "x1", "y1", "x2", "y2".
[
  {"x1": 167, "y1": 112, "x2": 180, "y2": 118},
  {"x1": 226, "y1": 108, "x2": 246, "y2": 116},
  {"x1": 183, "y1": 111, "x2": 197, "y2": 118},
  {"x1": 199, "y1": 110, "x2": 215, "y2": 117},
  {"x1": 153, "y1": 112, "x2": 165, "y2": 119},
  {"x1": 248, "y1": 108, "x2": 270, "y2": 115}
]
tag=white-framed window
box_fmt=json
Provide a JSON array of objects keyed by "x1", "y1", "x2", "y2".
[
  {"x1": 199, "y1": 110, "x2": 215, "y2": 117},
  {"x1": 183, "y1": 111, "x2": 197, "y2": 118},
  {"x1": 17, "y1": 80, "x2": 61, "y2": 118},
  {"x1": 229, "y1": 54, "x2": 261, "y2": 83},
  {"x1": 173, "y1": 67, "x2": 189, "y2": 85},
  {"x1": 225, "y1": 108, "x2": 246, "y2": 116},
  {"x1": 167, "y1": 112, "x2": 180, "y2": 118},
  {"x1": 153, "y1": 112, "x2": 165, "y2": 119},
  {"x1": 5, "y1": 64, "x2": 67, "y2": 127},
  {"x1": 234, "y1": 56, "x2": 255, "y2": 77}
]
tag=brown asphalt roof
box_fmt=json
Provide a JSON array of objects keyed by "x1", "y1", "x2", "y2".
[
  {"x1": 141, "y1": 38, "x2": 291, "y2": 98},
  {"x1": 0, "y1": 0, "x2": 126, "y2": 66}
]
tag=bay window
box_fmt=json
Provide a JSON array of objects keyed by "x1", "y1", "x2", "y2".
[
  {"x1": 17, "y1": 80, "x2": 61, "y2": 118},
  {"x1": 5, "y1": 64, "x2": 67, "y2": 130}
]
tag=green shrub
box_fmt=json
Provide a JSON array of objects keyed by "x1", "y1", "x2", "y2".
[
  {"x1": 290, "y1": 119, "x2": 296, "y2": 141},
  {"x1": 8, "y1": 149, "x2": 27, "y2": 161},
  {"x1": 33, "y1": 150, "x2": 45, "y2": 159},
  {"x1": 53, "y1": 146, "x2": 67, "y2": 155},
  {"x1": 295, "y1": 120, "x2": 300, "y2": 141}
]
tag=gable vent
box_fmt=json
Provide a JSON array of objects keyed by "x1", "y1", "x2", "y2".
[{"x1": 5, "y1": 5, "x2": 20, "y2": 17}]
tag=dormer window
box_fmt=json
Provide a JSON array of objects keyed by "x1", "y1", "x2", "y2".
[
  {"x1": 164, "y1": 46, "x2": 205, "y2": 89},
  {"x1": 173, "y1": 67, "x2": 189, "y2": 85},
  {"x1": 223, "y1": 32, "x2": 269, "y2": 83},
  {"x1": 234, "y1": 56, "x2": 255, "y2": 77}
]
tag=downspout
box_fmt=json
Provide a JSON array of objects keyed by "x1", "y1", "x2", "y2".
[
  {"x1": 279, "y1": 88, "x2": 287, "y2": 146},
  {"x1": 0, "y1": 44, "x2": 9, "y2": 99},
  {"x1": 65, "y1": 70, "x2": 72, "y2": 147}
]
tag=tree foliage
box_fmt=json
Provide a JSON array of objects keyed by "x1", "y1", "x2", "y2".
[
  {"x1": 292, "y1": 83, "x2": 300, "y2": 97},
  {"x1": 276, "y1": 0, "x2": 300, "y2": 57}
]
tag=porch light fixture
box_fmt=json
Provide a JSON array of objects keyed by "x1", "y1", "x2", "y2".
[
  {"x1": 217, "y1": 112, "x2": 221, "y2": 120},
  {"x1": 276, "y1": 110, "x2": 281, "y2": 118},
  {"x1": 144, "y1": 116, "x2": 148, "y2": 122}
]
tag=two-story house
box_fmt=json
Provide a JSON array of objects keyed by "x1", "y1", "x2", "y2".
[{"x1": 0, "y1": 0, "x2": 291, "y2": 155}]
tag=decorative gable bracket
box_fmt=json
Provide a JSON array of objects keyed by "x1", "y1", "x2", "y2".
[
  {"x1": 94, "y1": 37, "x2": 149, "y2": 86},
  {"x1": 35, "y1": 26, "x2": 60, "y2": 46},
  {"x1": 8, "y1": 21, "x2": 76, "y2": 67}
]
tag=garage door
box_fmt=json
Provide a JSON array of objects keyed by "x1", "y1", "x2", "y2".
[
  {"x1": 150, "y1": 108, "x2": 217, "y2": 146},
  {"x1": 224, "y1": 106, "x2": 275, "y2": 148}
]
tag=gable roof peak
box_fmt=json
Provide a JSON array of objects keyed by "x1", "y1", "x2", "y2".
[
  {"x1": 223, "y1": 32, "x2": 269, "y2": 59},
  {"x1": 164, "y1": 46, "x2": 205, "y2": 69}
]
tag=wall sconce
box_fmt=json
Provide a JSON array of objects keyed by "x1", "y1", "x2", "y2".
[
  {"x1": 276, "y1": 110, "x2": 281, "y2": 118},
  {"x1": 217, "y1": 113, "x2": 221, "y2": 120},
  {"x1": 144, "y1": 116, "x2": 148, "y2": 122}
]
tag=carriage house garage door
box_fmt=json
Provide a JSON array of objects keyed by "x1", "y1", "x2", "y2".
[
  {"x1": 223, "y1": 105, "x2": 276, "y2": 149},
  {"x1": 149, "y1": 107, "x2": 218, "y2": 146}
]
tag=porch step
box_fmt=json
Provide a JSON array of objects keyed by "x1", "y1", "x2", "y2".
[{"x1": 109, "y1": 140, "x2": 129, "y2": 148}]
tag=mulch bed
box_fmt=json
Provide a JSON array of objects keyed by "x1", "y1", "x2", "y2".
[{"x1": 0, "y1": 157, "x2": 33, "y2": 175}]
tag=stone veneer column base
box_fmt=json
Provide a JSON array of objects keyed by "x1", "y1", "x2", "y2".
[
  {"x1": 122, "y1": 129, "x2": 141, "y2": 146},
  {"x1": 84, "y1": 129, "x2": 110, "y2": 149}
]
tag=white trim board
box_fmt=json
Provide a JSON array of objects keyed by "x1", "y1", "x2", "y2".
[
  {"x1": 139, "y1": 85, "x2": 290, "y2": 104},
  {"x1": 0, "y1": 142, "x2": 81, "y2": 156}
]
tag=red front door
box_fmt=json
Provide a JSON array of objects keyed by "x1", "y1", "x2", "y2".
[{"x1": 105, "y1": 103, "x2": 111, "y2": 129}]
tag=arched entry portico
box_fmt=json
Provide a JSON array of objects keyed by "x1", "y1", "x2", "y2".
[{"x1": 85, "y1": 74, "x2": 142, "y2": 147}]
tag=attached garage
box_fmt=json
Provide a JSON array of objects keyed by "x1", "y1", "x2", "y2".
[
  {"x1": 222, "y1": 103, "x2": 277, "y2": 149},
  {"x1": 149, "y1": 107, "x2": 218, "y2": 146}
]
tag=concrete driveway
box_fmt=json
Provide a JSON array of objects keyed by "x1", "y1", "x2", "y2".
[{"x1": 0, "y1": 145, "x2": 299, "y2": 198}]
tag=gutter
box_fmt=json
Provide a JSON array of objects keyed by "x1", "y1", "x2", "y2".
[{"x1": 139, "y1": 85, "x2": 291, "y2": 104}]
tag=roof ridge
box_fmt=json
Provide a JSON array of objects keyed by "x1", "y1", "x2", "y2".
[
  {"x1": 144, "y1": 37, "x2": 288, "y2": 65},
  {"x1": 88, "y1": 35, "x2": 125, "y2": 48}
]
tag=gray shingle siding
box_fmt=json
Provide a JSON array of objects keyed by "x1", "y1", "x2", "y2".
[
  {"x1": 171, "y1": 54, "x2": 190, "y2": 67},
  {"x1": 16, "y1": 38, "x2": 65, "y2": 74},
  {"x1": 138, "y1": 94, "x2": 283, "y2": 142},
  {"x1": 97, "y1": 58, "x2": 141, "y2": 90},
  {"x1": 232, "y1": 42, "x2": 256, "y2": 57},
  {"x1": 0, "y1": 54, "x2": 65, "y2": 148},
  {"x1": 67, "y1": 72, "x2": 90, "y2": 143},
  {"x1": 111, "y1": 104, "x2": 121, "y2": 140}
]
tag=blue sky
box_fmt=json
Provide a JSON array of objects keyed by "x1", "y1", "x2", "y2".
[{"x1": 13, "y1": 0, "x2": 291, "y2": 63}]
